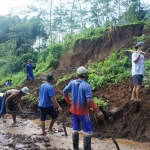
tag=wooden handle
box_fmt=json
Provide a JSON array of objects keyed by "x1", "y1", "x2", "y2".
[{"x1": 103, "y1": 119, "x2": 120, "y2": 150}]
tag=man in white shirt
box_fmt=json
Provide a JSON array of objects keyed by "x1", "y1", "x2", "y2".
[{"x1": 131, "y1": 41, "x2": 146, "y2": 101}]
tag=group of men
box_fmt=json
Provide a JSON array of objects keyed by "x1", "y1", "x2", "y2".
[{"x1": 0, "y1": 41, "x2": 146, "y2": 150}]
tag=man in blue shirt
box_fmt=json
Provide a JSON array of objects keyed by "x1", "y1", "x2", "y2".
[
  {"x1": 5, "y1": 80, "x2": 12, "y2": 86},
  {"x1": 26, "y1": 59, "x2": 36, "y2": 85},
  {"x1": 63, "y1": 66, "x2": 104, "y2": 150},
  {"x1": 39, "y1": 74, "x2": 63, "y2": 136}
]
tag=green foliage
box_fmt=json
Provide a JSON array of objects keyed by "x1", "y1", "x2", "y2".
[
  {"x1": 64, "y1": 26, "x2": 105, "y2": 53},
  {"x1": 0, "y1": 72, "x2": 26, "y2": 86},
  {"x1": 55, "y1": 73, "x2": 77, "y2": 86},
  {"x1": 87, "y1": 50, "x2": 131, "y2": 89},
  {"x1": 144, "y1": 59, "x2": 150, "y2": 88},
  {"x1": 93, "y1": 97, "x2": 109, "y2": 109},
  {"x1": 134, "y1": 34, "x2": 146, "y2": 42}
]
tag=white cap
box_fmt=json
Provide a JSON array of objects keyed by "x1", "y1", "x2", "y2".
[
  {"x1": 21, "y1": 87, "x2": 29, "y2": 94},
  {"x1": 135, "y1": 41, "x2": 145, "y2": 48},
  {"x1": 77, "y1": 66, "x2": 87, "y2": 76}
]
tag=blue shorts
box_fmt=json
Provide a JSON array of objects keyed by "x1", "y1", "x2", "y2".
[
  {"x1": 72, "y1": 114, "x2": 93, "y2": 135},
  {"x1": 0, "y1": 96, "x2": 16, "y2": 114},
  {"x1": 27, "y1": 73, "x2": 35, "y2": 81},
  {"x1": 132, "y1": 75, "x2": 143, "y2": 86},
  {"x1": 39, "y1": 106, "x2": 58, "y2": 121}
]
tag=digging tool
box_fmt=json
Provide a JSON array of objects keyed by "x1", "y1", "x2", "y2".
[
  {"x1": 102, "y1": 119, "x2": 120, "y2": 150},
  {"x1": 57, "y1": 108, "x2": 69, "y2": 136},
  {"x1": 62, "y1": 119, "x2": 68, "y2": 136},
  {"x1": 125, "y1": 49, "x2": 147, "y2": 60},
  {"x1": 8, "y1": 111, "x2": 35, "y2": 115}
]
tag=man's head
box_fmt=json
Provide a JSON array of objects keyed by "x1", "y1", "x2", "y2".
[
  {"x1": 135, "y1": 41, "x2": 145, "y2": 50},
  {"x1": 28, "y1": 59, "x2": 33, "y2": 63},
  {"x1": 21, "y1": 87, "x2": 29, "y2": 95},
  {"x1": 46, "y1": 74, "x2": 54, "y2": 82},
  {"x1": 77, "y1": 66, "x2": 87, "y2": 78}
]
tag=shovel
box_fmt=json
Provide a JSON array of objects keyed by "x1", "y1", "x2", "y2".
[
  {"x1": 103, "y1": 119, "x2": 120, "y2": 150},
  {"x1": 8, "y1": 111, "x2": 35, "y2": 115},
  {"x1": 62, "y1": 119, "x2": 68, "y2": 136}
]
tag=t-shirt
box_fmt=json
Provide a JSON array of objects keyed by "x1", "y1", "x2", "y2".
[
  {"x1": 26, "y1": 64, "x2": 34, "y2": 74},
  {"x1": 6, "y1": 81, "x2": 12, "y2": 86},
  {"x1": 132, "y1": 52, "x2": 144, "y2": 76},
  {"x1": 63, "y1": 79, "x2": 96, "y2": 115},
  {"x1": 38, "y1": 83, "x2": 55, "y2": 108}
]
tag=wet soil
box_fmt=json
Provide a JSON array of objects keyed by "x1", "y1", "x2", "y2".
[{"x1": 0, "y1": 116, "x2": 150, "y2": 150}]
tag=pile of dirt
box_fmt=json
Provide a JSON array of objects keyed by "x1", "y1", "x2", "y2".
[{"x1": 20, "y1": 24, "x2": 150, "y2": 143}]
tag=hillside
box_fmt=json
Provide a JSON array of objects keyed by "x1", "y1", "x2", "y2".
[{"x1": 21, "y1": 24, "x2": 150, "y2": 144}]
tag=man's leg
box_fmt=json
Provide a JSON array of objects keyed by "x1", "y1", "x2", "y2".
[
  {"x1": 136, "y1": 85, "x2": 141, "y2": 100},
  {"x1": 40, "y1": 107, "x2": 47, "y2": 135},
  {"x1": 47, "y1": 119, "x2": 56, "y2": 132},
  {"x1": 131, "y1": 86, "x2": 136, "y2": 100},
  {"x1": 72, "y1": 132, "x2": 79, "y2": 150},
  {"x1": 41, "y1": 121, "x2": 46, "y2": 135},
  {"x1": 83, "y1": 135, "x2": 91, "y2": 150},
  {"x1": 12, "y1": 114, "x2": 17, "y2": 123},
  {"x1": 30, "y1": 79, "x2": 34, "y2": 84}
]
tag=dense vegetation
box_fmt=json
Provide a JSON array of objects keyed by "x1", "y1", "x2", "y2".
[{"x1": 0, "y1": 0, "x2": 150, "y2": 87}]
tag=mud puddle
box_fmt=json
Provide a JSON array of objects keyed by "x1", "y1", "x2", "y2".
[{"x1": 0, "y1": 115, "x2": 150, "y2": 150}]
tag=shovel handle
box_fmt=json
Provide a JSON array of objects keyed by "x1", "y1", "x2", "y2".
[
  {"x1": 103, "y1": 119, "x2": 120, "y2": 150},
  {"x1": 62, "y1": 121, "x2": 68, "y2": 136},
  {"x1": 8, "y1": 111, "x2": 35, "y2": 115}
]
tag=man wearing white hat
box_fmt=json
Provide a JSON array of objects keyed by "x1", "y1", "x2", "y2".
[
  {"x1": 0, "y1": 87, "x2": 29, "y2": 124},
  {"x1": 63, "y1": 66, "x2": 104, "y2": 150},
  {"x1": 131, "y1": 41, "x2": 146, "y2": 101}
]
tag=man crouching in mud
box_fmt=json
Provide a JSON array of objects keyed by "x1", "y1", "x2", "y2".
[{"x1": 0, "y1": 87, "x2": 29, "y2": 125}]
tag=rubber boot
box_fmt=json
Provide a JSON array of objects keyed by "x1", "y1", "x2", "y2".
[
  {"x1": 72, "y1": 133, "x2": 79, "y2": 150},
  {"x1": 83, "y1": 136, "x2": 91, "y2": 150}
]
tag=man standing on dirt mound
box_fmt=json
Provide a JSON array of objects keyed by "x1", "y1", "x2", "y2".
[
  {"x1": 131, "y1": 41, "x2": 146, "y2": 101},
  {"x1": 38, "y1": 74, "x2": 63, "y2": 136},
  {"x1": 0, "y1": 87, "x2": 29, "y2": 125},
  {"x1": 26, "y1": 59, "x2": 36, "y2": 85},
  {"x1": 63, "y1": 66, "x2": 104, "y2": 150}
]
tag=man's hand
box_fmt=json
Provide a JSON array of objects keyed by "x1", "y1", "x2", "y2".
[
  {"x1": 58, "y1": 107, "x2": 63, "y2": 113},
  {"x1": 6, "y1": 108, "x2": 10, "y2": 113},
  {"x1": 97, "y1": 111, "x2": 104, "y2": 120},
  {"x1": 138, "y1": 51, "x2": 146, "y2": 55},
  {"x1": 19, "y1": 109, "x2": 23, "y2": 113}
]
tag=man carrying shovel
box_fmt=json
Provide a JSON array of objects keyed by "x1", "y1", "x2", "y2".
[
  {"x1": 63, "y1": 66, "x2": 104, "y2": 150},
  {"x1": 131, "y1": 41, "x2": 146, "y2": 101},
  {"x1": 0, "y1": 87, "x2": 29, "y2": 125}
]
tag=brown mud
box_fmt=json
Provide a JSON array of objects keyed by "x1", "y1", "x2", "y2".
[{"x1": 0, "y1": 117, "x2": 150, "y2": 150}]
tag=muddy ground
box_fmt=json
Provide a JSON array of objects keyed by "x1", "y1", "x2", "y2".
[{"x1": 0, "y1": 116, "x2": 150, "y2": 150}]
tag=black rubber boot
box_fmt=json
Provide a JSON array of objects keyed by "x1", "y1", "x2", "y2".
[
  {"x1": 83, "y1": 136, "x2": 91, "y2": 150},
  {"x1": 72, "y1": 133, "x2": 79, "y2": 150}
]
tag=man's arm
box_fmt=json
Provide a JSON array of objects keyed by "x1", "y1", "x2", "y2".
[
  {"x1": 133, "y1": 52, "x2": 143, "y2": 64},
  {"x1": 17, "y1": 97, "x2": 23, "y2": 112},
  {"x1": 88, "y1": 99, "x2": 104, "y2": 120},
  {"x1": 63, "y1": 82, "x2": 72, "y2": 104},
  {"x1": 51, "y1": 96, "x2": 62, "y2": 113},
  {"x1": 85, "y1": 85, "x2": 104, "y2": 120},
  {"x1": 32, "y1": 64, "x2": 36, "y2": 69},
  {"x1": 26, "y1": 65, "x2": 29, "y2": 74},
  {"x1": 63, "y1": 94, "x2": 72, "y2": 105}
]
